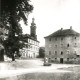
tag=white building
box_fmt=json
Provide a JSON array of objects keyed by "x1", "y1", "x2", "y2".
[{"x1": 20, "y1": 18, "x2": 39, "y2": 58}]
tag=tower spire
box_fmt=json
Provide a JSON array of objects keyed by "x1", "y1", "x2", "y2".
[
  {"x1": 32, "y1": 17, "x2": 35, "y2": 23},
  {"x1": 30, "y1": 18, "x2": 37, "y2": 39}
]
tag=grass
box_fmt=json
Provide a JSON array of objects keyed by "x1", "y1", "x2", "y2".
[{"x1": 1, "y1": 72, "x2": 80, "y2": 80}]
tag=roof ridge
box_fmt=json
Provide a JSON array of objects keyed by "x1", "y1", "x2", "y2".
[{"x1": 44, "y1": 28, "x2": 80, "y2": 38}]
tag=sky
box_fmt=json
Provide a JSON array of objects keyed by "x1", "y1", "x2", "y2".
[{"x1": 21, "y1": 0, "x2": 80, "y2": 46}]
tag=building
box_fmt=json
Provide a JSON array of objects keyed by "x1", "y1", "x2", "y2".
[
  {"x1": 19, "y1": 18, "x2": 39, "y2": 58},
  {"x1": 44, "y1": 27, "x2": 80, "y2": 63}
]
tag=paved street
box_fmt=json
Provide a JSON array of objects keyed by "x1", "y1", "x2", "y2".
[{"x1": 0, "y1": 58, "x2": 80, "y2": 78}]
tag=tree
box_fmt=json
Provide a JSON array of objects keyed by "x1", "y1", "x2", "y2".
[
  {"x1": 39, "y1": 47, "x2": 45, "y2": 58},
  {"x1": 1, "y1": 0, "x2": 33, "y2": 61},
  {"x1": 0, "y1": 22, "x2": 6, "y2": 61}
]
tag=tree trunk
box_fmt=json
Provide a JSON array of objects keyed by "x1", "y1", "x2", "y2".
[
  {"x1": 12, "y1": 53, "x2": 15, "y2": 61},
  {"x1": 0, "y1": 49, "x2": 4, "y2": 61}
]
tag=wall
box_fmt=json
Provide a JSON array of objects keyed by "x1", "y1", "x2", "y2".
[
  {"x1": 20, "y1": 38, "x2": 39, "y2": 58},
  {"x1": 45, "y1": 35, "x2": 80, "y2": 63}
]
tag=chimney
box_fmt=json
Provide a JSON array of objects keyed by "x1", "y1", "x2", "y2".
[{"x1": 70, "y1": 26, "x2": 72, "y2": 30}]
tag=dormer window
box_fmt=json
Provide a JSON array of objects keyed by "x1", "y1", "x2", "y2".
[{"x1": 49, "y1": 38, "x2": 51, "y2": 41}]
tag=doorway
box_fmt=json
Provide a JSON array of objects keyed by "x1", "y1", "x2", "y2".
[{"x1": 60, "y1": 58, "x2": 63, "y2": 63}]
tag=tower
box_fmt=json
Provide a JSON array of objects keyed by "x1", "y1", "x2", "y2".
[{"x1": 30, "y1": 18, "x2": 37, "y2": 39}]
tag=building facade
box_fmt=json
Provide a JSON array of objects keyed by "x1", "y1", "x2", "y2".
[
  {"x1": 20, "y1": 18, "x2": 39, "y2": 58},
  {"x1": 44, "y1": 27, "x2": 80, "y2": 63}
]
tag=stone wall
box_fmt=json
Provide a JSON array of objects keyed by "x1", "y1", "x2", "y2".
[{"x1": 45, "y1": 35, "x2": 80, "y2": 63}]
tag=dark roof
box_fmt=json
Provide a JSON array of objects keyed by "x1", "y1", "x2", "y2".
[
  {"x1": 21, "y1": 34, "x2": 39, "y2": 42},
  {"x1": 45, "y1": 28, "x2": 80, "y2": 38}
]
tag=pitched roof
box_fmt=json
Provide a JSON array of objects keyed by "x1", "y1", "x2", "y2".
[
  {"x1": 21, "y1": 34, "x2": 39, "y2": 42},
  {"x1": 45, "y1": 28, "x2": 80, "y2": 38}
]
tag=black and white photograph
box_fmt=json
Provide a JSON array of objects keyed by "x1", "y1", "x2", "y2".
[{"x1": 0, "y1": 0, "x2": 80, "y2": 80}]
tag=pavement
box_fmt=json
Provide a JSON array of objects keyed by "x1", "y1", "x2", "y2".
[{"x1": 0, "y1": 59, "x2": 80, "y2": 78}]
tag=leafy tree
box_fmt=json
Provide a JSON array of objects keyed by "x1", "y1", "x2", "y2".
[
  {"x1": 39, "y1": 47, "x2": 45, "y2": 58},
  {"x1": 1, "y1": 0, "x2": 33, "y2": 61},
  {"x1": 0, "y1": 22, "x2": 6, "y2": 61}
]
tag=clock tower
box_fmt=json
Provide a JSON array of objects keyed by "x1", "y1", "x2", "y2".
[{"x1": 30, "y1": 18, "x2": 37, "y2": 39}]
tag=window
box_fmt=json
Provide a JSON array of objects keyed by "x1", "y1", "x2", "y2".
[
  {"x1": 61, "y1": 44, "x2": 63, "y2": 48},
  {"x1": 75, "y1": 43, "x2": 76, "y2": 45},
  {"x1": 75, "y1": 43, "x2": 77, "y2": 47},
  {"x1": 49, "y1": 51, "x2": 51, "y2": 55},
  {"x1": 61, "y1": 37, "x2": 63, "y2": 40},
  {"x1": 67, "y1": 44, "x2": 69, "y2": 47},
  {"x1": 61, "y1": 51, "x2": 63, "y2": 55},
  {"x1": 55, "y1": 45, "x2": 57, "y2": 48},
  {"x1": 67, "y1": 58, "x2": 69, "y2": 61},
  {"x1": 75, "y1": 37, "x2": 76, "y2": 40},
  {"x1": 55, "y1": 58, "x2": 57, "y2": 60},
  {"x1": 28, "y1": 39, "x2": 30, "y2": 42},
  {"x1": 74, "y1": 58, "x2": 76, "y2": 60},
  {"x1": 55, "y1": 51, "x2": 57, "y2": 55},
  {"x1": 67, "y1": 51, "x2": 69, "y2": 54},
  {"x1": 55, "y1": 37, "x2": 57, "y2": 41}
]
